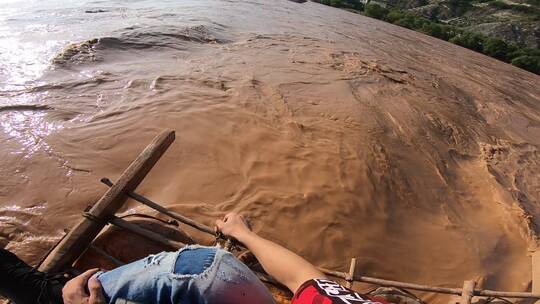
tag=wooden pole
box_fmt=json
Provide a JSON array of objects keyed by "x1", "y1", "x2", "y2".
[
  {"x1": 39, "y1": 130, "x2": 175, "y2": 273},
  {"x1": 109, "y1": 216, "x2": 184, "y2": 249},
  {"x1": 319, "y1": 266, "x2": 463, "y2": 294},
  {"x1": 100, "y1": 177, "x2": 216, "y2": 236},
  {"x1": 460, "y1": 280, "x2": 476, "y2": 304},
  {"x1": 533, "y1": 251, "x2": 540, "y2": 304},
  {"x1": 349, "y1": 272, "x2": 462, "y2": 295},
  {"x1": 476, "y1": 289, "x2": 540, "y2": 298},
  {"x1": 316, "y1": 267, "x2": 540, "y2": 298},
  {"x1": 346, "y1": 258, "x2": 356, "y2": 289}
]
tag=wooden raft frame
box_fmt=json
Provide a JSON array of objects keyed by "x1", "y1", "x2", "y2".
[{"x1": 39, "y1": 130, "x2": 540, "y2": 304}]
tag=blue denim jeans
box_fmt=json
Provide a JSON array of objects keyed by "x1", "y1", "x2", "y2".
[{"x1": 96, "y1": 245, "x2": 276, "y2": 304}]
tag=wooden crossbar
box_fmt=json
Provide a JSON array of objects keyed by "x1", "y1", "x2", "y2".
[
  {"x1": 108, "y1": 215, "x2": 184, "y2": 249},
  {"x1": 88, "y1": 244, "x2": 124, "y2": 267},
  {"x1": 100, "y1": 178, "x2": 215, "y2": 236}
]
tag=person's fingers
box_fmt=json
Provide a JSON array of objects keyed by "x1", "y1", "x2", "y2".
[
  {"x1": 73, "y1": 268, "x2": 100, "y2": 293},
  {"x1": 88, "y1": 277, "x2": 105, "y2": 304},
  {"x1": 62, "y1": 268, "x2": 100, "y2": 303},
  {"x1": 215, "y1": 219, "x2": 224, "y2": 231},
  {"x1": 79, "y1": 268, "x2": 100, "y2": 282},
  {"x1": 224, "y1": 213, "x2": 233, "y2": 222}
]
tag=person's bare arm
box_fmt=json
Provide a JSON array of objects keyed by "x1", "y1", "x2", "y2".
[{"x1": 216, "y1": 213, "x2": 324, "y2": 293}]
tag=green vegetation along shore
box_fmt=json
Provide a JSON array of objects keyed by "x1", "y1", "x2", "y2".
[{"x1": 316, "y1": 0, "x2": 540, "y2": 75}]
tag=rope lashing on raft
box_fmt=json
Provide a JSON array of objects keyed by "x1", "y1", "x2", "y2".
[{"x1": 82, "y1": 211, "x2": 108, "y2": 226}]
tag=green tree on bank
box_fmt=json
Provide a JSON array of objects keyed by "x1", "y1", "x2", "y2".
[
  {"x1": 319, "y1": 0, "x2": 363, "y2": 9},
  {"x1": 314, "y1": 1, "x2": 540, "y2": 75}
]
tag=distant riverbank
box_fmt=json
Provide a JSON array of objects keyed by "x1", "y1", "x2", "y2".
[{"x1": 314, "y1": 0, "x2": 540, "y2": 75}]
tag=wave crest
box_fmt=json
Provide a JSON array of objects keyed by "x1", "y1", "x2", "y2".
[
  {"x1": 0, "y1": 104, "x2": 52, "y2": 113},
  {"x1": 52, "y1": 25, "x2": 227, "y2": 66}
]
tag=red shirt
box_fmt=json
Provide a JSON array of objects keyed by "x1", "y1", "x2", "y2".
[{"x1": 292, "y1": 279, "x2": 391, "y2": 304}]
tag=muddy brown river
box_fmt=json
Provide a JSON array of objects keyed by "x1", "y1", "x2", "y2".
[{"x1": 1, "y1": 0, "x2": 539, "y2": 302}]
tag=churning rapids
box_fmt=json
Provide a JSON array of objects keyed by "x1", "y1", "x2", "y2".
[{"x1": 1, "y1": 0, "x2": 539, "y2": 302}]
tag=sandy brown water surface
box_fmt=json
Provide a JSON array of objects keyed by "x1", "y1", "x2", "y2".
[{"x1": 1, "y1": 0, "x2": 539, "y2": 302}]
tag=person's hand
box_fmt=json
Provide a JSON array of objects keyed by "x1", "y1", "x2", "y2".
[
  {"x1": 62, "y1": 268, "x2": 105, "y2": 304},
  {"x1": 215, "y1": 212, "x2": 253, "y2": 242}
]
